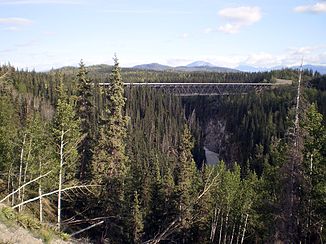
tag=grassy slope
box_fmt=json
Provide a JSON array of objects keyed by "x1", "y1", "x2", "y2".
[{"x1": 0, "y1": 204, "x2": 71, "y2": 244}]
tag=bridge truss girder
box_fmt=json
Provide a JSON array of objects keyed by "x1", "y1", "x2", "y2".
[{"x1": 122, "y1": 83, "x2": 273, "y2": 96}]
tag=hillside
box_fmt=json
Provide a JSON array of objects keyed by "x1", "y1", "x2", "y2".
[
  {"x1": 133, "y1": 61, "x2": 240, "y2": 72},
  {"x1": 0, "y1": 204, "x2": 74, "y2": 244}
]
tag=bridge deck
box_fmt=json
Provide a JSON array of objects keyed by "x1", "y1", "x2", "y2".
[{"x1": 98, "y1": 82, "x2": 285, "y2": 96}]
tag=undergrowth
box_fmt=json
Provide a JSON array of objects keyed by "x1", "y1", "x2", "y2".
[{"x1": 0, "y1": 205, "x2": 69, "y2": 243}]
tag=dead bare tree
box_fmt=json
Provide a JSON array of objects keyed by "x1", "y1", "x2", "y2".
[{"x1": 276, "y1": 60, "x2": 304, "y2": 243}]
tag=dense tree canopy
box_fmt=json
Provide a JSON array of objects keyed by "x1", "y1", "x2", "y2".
[{"x1": 0, "y1": 63, "x2": 325, "y2": 243}]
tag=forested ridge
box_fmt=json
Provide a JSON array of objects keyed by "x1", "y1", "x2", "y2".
[{"x1": 0, "y1": 61, "x2": 325, "y2": 243}]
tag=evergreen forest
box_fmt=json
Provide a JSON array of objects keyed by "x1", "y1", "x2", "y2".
[{"x1": 0, "y1": 59, "x2": 325, "y2": 243}]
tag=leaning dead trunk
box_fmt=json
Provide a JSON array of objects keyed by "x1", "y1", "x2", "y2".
[{"x1": 13, "y1": 184, "x2": 97, "y2": 209}]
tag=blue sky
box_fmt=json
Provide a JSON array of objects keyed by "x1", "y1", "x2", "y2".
[{"x1": 0, "y1": 0, "x2": 326, "y2": 70}]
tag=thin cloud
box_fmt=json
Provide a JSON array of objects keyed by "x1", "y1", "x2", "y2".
[
  {"x1": 218, "y1": 6, "x2": 262, "y2": 34},
  {"x1": 3, "y1": 26, "x2": 21, "y2": 31},
  {"x1": 0, "y1": 0, "x2": 82, "y2": 4},
  {"x1": 43, "y1": 31, "x2": 57, "y2": 36},
  {"x1": 15, "y1": 39, "x2": 38, "y2": 47},
  {"x1": 180, "y1": 33, "x2": 189, "y2": 39},
  {"x1": 0, "y1": 17, "x2": 33, "y2": 25},
  {"x1": 294, "y1": 2, "x2": 326, "y2": 13},
  {"x1": 0, "y1": 48, "x2": 15, "y2": 53},
  {"x1": 203, "y1": 27, "x2": 214, "y2": 34},
  {"x1": 101, "y1": 9, "x2": 192, "y2": 15}
]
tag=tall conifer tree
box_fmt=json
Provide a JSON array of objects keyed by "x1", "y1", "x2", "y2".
[
  {"x1": 91, "y1": 55, "x2": 129, "y2": 241},
  {"x1": 174, "y1": 125, "x2": 197, "y2": 241},
  {"x1": 76, "y1": 60, "x2": 93, "y2": 180}
]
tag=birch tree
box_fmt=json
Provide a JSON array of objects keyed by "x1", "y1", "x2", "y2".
[
  {"x1": 301, "y1": 103, "x2": 326, "y2": 242},
  {"x1": 53, "y1": 76, "x2": 81, "y2": 230}
]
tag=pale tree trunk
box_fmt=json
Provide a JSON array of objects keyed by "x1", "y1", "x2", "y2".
[
  {"x1": 39, "y1": 161, "x2": 43, "y2": 223},
  {"x1": 11, "y1": 178, "x2": 15, "y2": 206},
  {"x1": 236, "y1": 215, "x2": 243, "y2": 244},
  {"x1": 13, "y1": 184, "x2": 97, "y2": 209},
  {"x1": 218, "y1": 214, "x2": 224, "y2": 244},
  {"x1": 58, "y1": 130, "x2": 64, "y2": 230},
  {"x1": 0, "y1": 171, "x2": 52, "y2": 203},
  {"x1": 307, "y1": 153, "x2": 314, "y2": 232},
  {"x1": 210, "y1": 207, "x2": 219, "y2": 243},
  {"x1": 223, "y1": 211, "x2": 229, "y2": 244},
  {"x1": 230, "y1": 221, "x2": 235, "y2": 244},
  {"x1": 7, "y1": 164, "x2": 13, "y2": 205},
  {"x1": 21, "y1": 137, "x2": 32, "y2": 211},
  {"x1": 18, "y1": 134, "x2": 27, "y2": 211},
  {"x1": 240, "y1": 214, "x2": 248, "y2": 244}
]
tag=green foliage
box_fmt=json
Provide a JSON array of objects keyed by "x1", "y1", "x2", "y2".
[
  {"x1": 0, "y1": 96, "x2": 19, "y2": 173},
  {"x1": 89, "y1": 57, "x2": 130, "y2": 242},
  {"x1": 131, "y1": 191, "x2": 143, "y2": 243},
  {"x1": 76, "y1": 60, "x2": 94, "y2": 180},
  {"x1": 174, "y1": 125, "x2": 197, "y2": 232},
  {"x1": 0, "y1": 63, "x2": 326, "y2": 243},
  {"x1": 53, "y1": 76, "x2": 81, "y2": 180},
  {"x1": 300, "y1": 103, "x2": 326, "y2": 241},
  {"x1": 0, "y1": 206, "x2": 69, "y2": 243},
  {"x1": 92, "y1": 56, "x2": 128, "y2": 181}
]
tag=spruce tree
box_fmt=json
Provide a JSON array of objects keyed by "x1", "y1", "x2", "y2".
[
  {"x1": 132, "y1": 191, "x2": 144, "y2": 244},
  {"x1": 76, "y1": 60, "x2": 94, "y2": 180},
  {"x1": 92, "y1": 55, "x2": 128, "y2": 180},
  {"x1": 91, "y1": 55, "x2": 129, "y2": 242},
  {"x1": 174, "y1": 125, "x2": 197, "y2": 241}
]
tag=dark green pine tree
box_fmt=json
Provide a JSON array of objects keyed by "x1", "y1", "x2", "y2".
[
  {"x1": 131, "y1": 191, "x2": 144, "y2": 244},
  {"x1": 76, "y1": 60, "x2": 94, "y2": 180},
  {"x1": 92, "y1": 55, "x2": 128, "y2": 181},
  {"x1": 174, "y1": 125, "x2": 197, "y2": 242},
  {"x1": 91, "y1": 55, "x2": 129, "y2": 242}
]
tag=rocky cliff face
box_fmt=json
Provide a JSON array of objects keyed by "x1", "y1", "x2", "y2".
[{"x1": 203, "y1": 118, "x2": 239, "y2": 166}]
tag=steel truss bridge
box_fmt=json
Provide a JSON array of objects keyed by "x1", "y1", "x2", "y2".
[{"x1": 99, "y1": 82, "x2": 282, "y2": 96}]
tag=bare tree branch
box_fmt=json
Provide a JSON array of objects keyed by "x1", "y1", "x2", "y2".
[
  {"x1": 12, "y1": 184, "x2": 99, "y2": 209},
  {"x1": 0, "y1": 171, "x2": 52, "y2": 203},
  {"x1": 70, "y1": 220, "x2": 105, "y2": 237}
]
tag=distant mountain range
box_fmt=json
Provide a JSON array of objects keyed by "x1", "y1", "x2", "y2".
[
  {"x1": 133, "y1": 63, "x2": 171, "y2": 71},
  {"x1": 133, "y1": 61, "x2": 240, "y2": 73},
  {"x1": 236, "y1": 64, "x2": 326, "y2": 74},
  {"x1": 292, "y1": 64, "x2": 326, "y2": 75},
  {"x1": 53, "y1": 61, "x2": 326, "y2": 75}
]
